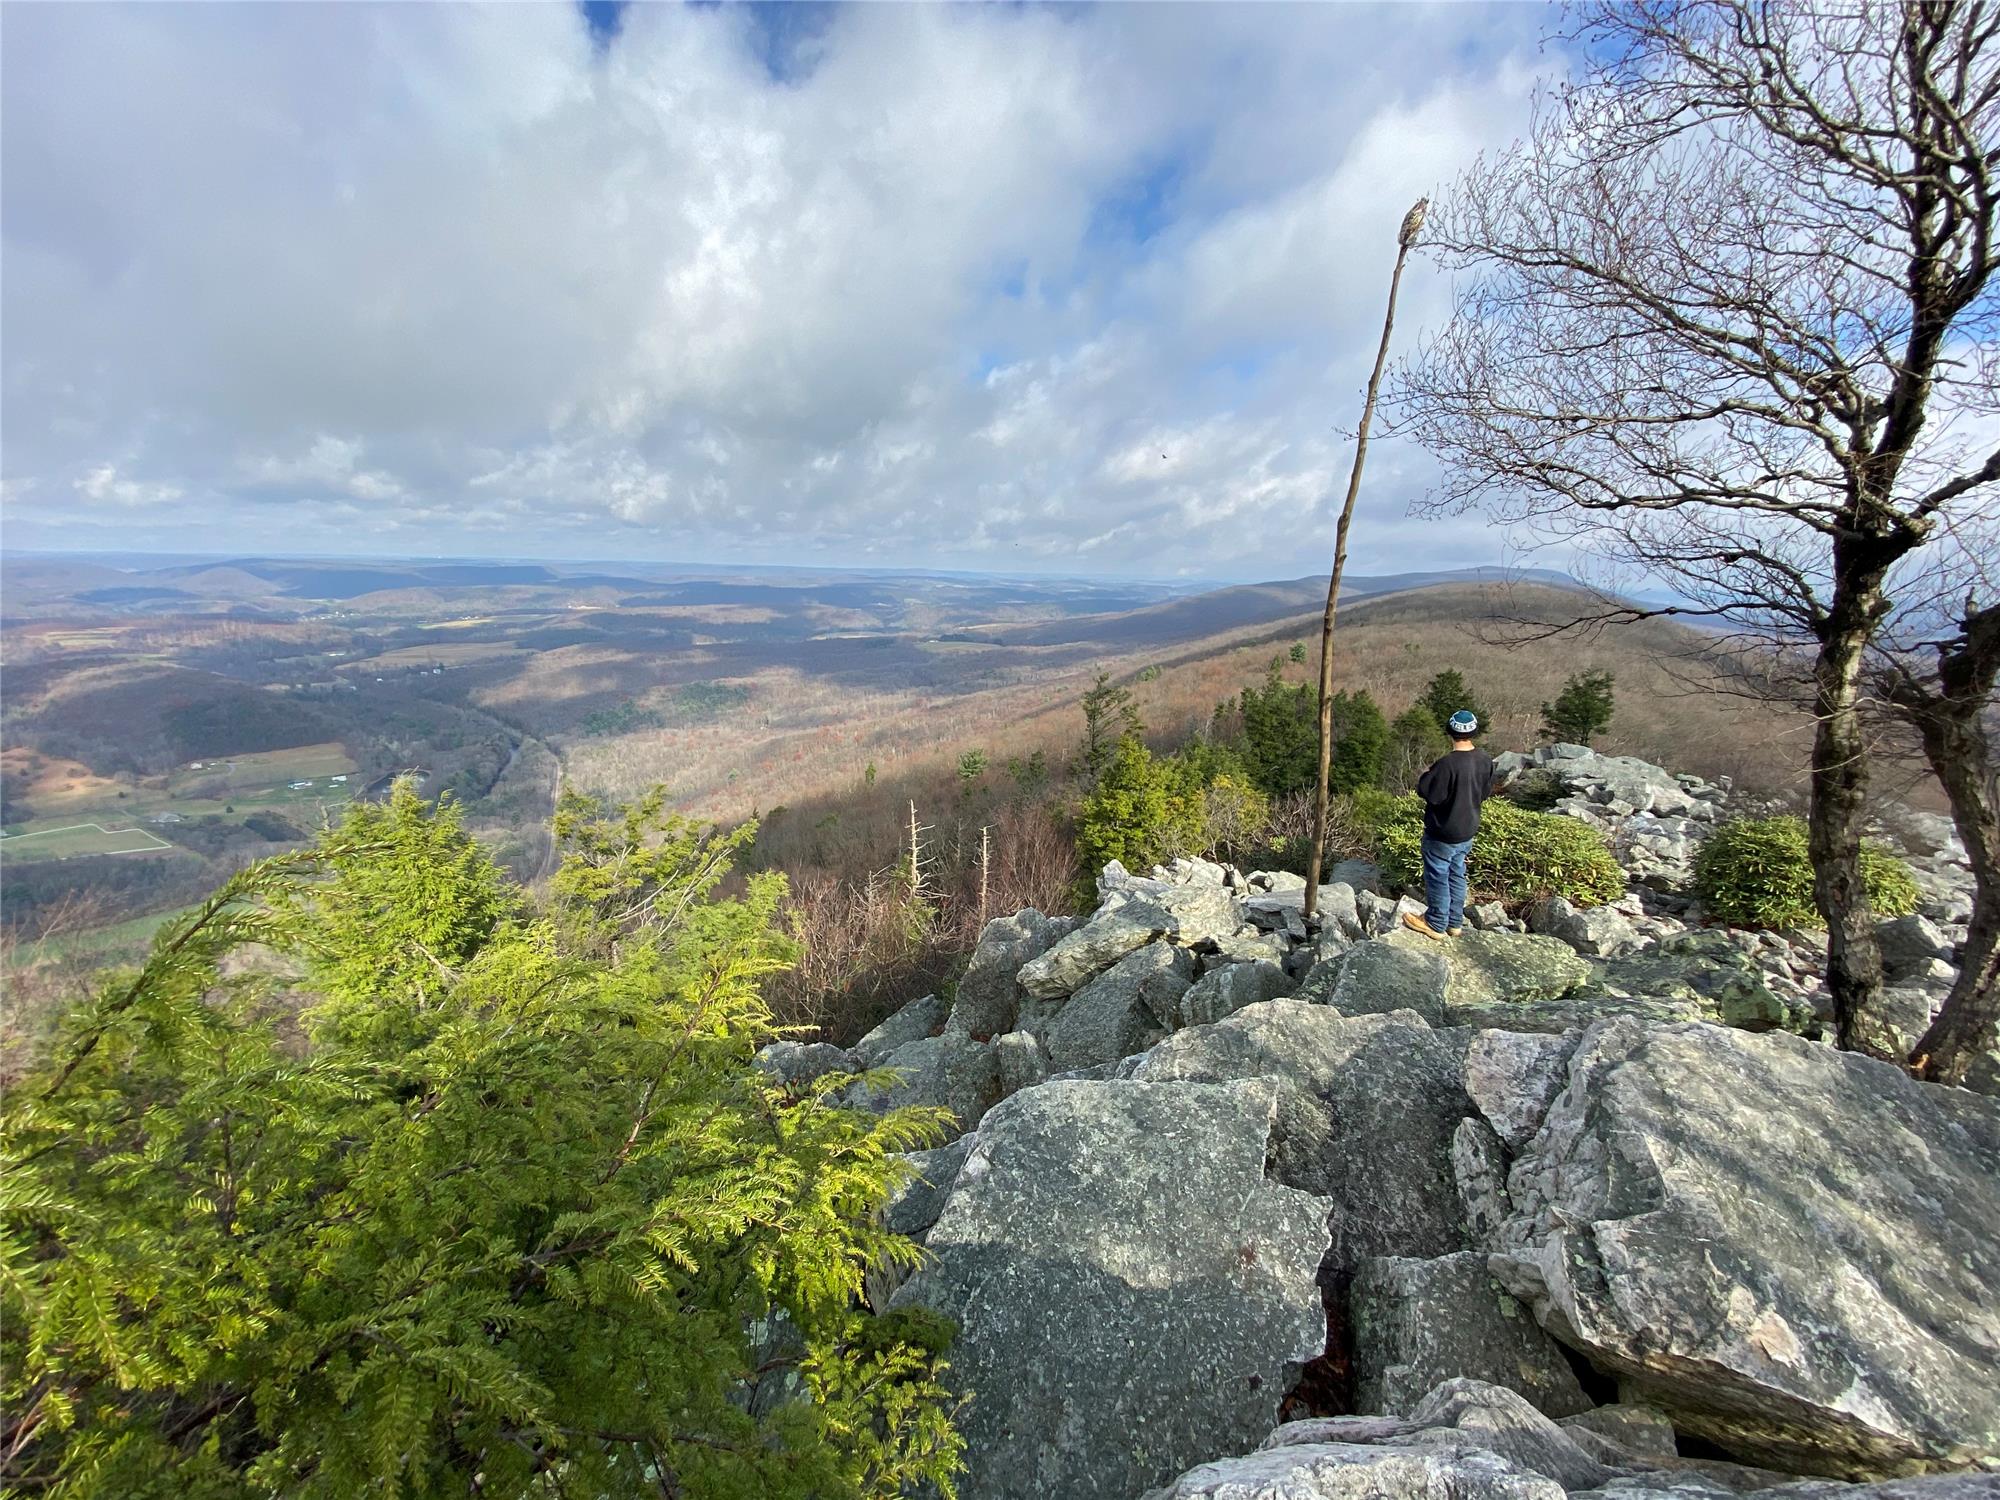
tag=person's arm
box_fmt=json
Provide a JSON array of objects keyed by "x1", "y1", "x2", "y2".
[{"x1": 1416, "y1": 760, "x2": 1438, "y2": 803}]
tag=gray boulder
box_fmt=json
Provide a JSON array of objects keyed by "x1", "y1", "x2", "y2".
[
  {"x1": 1244, "y1": 883, "x2": 1362, "y2": 942},
  {"x1": 1043, "y1": 940, "x2": 1191, "y2": 1070},
  {"x1": 949, "y1": 909, "x2": 1078, "y2": 1038},
  {"x1": 1583, "y1": 932, "x2": 1807, "y2": 1034},
  {"x1": 1447, "y1": 992, "x2": 1708, "y2": 1037},
  {"x1": 843, "y1": 1029, "x2": 1002, "y2": 1141},
  {"x1": 851, "y1": 991, "x2": 948, "y2": 1065},
  {"x1": 1454, "y1": 1116, "x2": 1513, "y2": 1248},
  {"x1": 1328, "y1": 939, "x2": 1451, "y2": 1026},
  {"x1": 1383, "y1": 927, "x2": 1593, "y2": 1011},
  {"x1": 1557, "y1": 1403, "x2": 1678, "y2": 1465},
  {"x1": 752, "y1": 1040, "x2": 857, "y2": 1090},
  {"x1": 1209, "y1": 930, "x2": 1293, "y2": 967},
  {"x1": 1017, "y1": 894, "x2": 1175, "y2": 999},
  {"x1": 893, "y1": 1078, "x2": 1331, "y2": 1500},
  {"x1": 1123, "y1": 1002, "x2": 1476, "y2": 1269},
  {"x1": 1462, "y1": 1030, "x2": 1580, "y2": 1151},
  {"x1": 1351, "y1": 1253, "x2": 1591, "y2": 1419},
  {"x1": 1146, "y1": 1379, "x2": 1612, "y2": 1500},
  {"x1": 1156, "y1": 882, "x2": 1248, "y2": 947},
  {"x1": 993, "y1": 1028, "x2": 1049, "y2": 1098},
  {"x1": 1177, "y1": 958, "x2": 1295, "y2": 1028},
  {"x1": 1875, "y1": 914, "x2": 1952, "y2": 982},
  {"x1": 1328, "y1": 859, "x2": 1386, "y2": 894},
  {"x1": 1529, "y1": 895, "x2": 1643, "y2": 959},
  {"x1": 1493, "y1": 1019, "x2": 2000, "y2": 1477},
  {"x1": 883, "y1": 1134, "x2": 974, "y2": 1238},
  {"x1": 1143, "y1": 1437, "x2": 1567, "y2": 1500}
]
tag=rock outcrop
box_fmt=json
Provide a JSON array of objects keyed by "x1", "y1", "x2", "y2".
[
  {"x1": 1350, "y1": 1253, "x2": 1591, "y2": 1420},
  {"x1": 819, "y1": 745, "x2": 1997, "y2": 1492},
  {"x1": 1489, "y1": 1020, "x2": 2000, "y2": 1477},
  {"x1": 892, "y1": 1078, "x2": 1332, "y2": 1500},
  {"x1": 1143, "y1": 1379, "x2": 2000, "y2": 1500}
]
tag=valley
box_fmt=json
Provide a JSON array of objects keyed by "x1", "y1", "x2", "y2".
[{"x1": 2, "y1": 551, "x2": 1809, "y2": 978}]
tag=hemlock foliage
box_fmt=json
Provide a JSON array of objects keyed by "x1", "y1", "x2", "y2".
[{"x1": 1, "y1": 788, "x2": 963, "y2": 1500}]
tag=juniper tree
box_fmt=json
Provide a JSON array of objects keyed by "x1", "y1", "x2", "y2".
[{"x1": 1, "y1": 790, "x2": 962, "y2": 1500}]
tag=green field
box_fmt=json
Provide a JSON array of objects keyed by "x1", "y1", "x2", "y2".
[
  {"x1": 0, "y1": 822, "x2": 176, "y2": 862},
  {"x1": 1, "y1": 743, "x2": 361, "y2": 859}
]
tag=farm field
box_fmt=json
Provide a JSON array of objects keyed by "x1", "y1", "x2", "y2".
[
  {"x1": 2, "y1": 743, "x2": 361, "y2": 860},
  {"x1": 0, "y1": 821, "x2": 175, "y2": 861}
]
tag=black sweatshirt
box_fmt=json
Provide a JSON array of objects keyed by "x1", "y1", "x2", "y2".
[{"x1": 1415, "y1": 748, "x2": 1496, "y2": 843}]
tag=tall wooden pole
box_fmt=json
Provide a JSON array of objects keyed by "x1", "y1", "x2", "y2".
[{"x1": 1303, "y1": 197, "x2": 1426, "y2": 921}]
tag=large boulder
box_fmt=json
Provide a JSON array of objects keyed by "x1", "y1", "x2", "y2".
[
  {"x1": 1527, "y1": 895, "x2": 1643, "y2": 959},
  {"x1": 1382, "y1": 928, "x2": 1593, "y2": 1012},
  {"x1": 949, "y1": 909, "x2": 1079, "y2": 1038},
  {"x1": 1145, "y1": 1376, "x2": 2000, "y2": 1500},
  {"x1": 1042, "y1": 940, "x2": 1191, "y2": 1070},
  {"x1": 752, "y1": 1040, "x2": 857, "y2": 1090},
  {"x1": 1018, "y1": 894, "x2": 1178, "y2": 998},
  {"x1": 1461, "y1": 1031, "x2": 1580, "y2": 1152},
  {"x1": 1121, "y1": 1002, "x2": 1476, "y2": 1270},
  {"x1": 1177, "y1": 958, "x2": 1295, "y2": 1029},
  {"x1": 851, "y1": 991, "x2": 949, "y2": 1065},
  {"x1": 1493, "y1": 1019, "x2": 2000, "y2": 1477},
  {"x1": 1874, "y1": 914, "x2": 1953, "y2": 983},
  {"x1": 1583, "y1": 932, "x2": 1806, "y2": 1034},
  {"x1": 893, "y1": 1078, "x2": 1332, "y2": 1500},
  {"x1": 1350, "y1": 1253, "x2": 1591, "y2": 1420},
  {"x1": 1144, "y1": 1380, "x2": 1613, "y2": 1499},
  {"x1": 1447, "y1": 993, "x2": 1708, "y2": 1036},
  {"x1": 1327, "y1": 940, "x2": 1451, "y2": 1026},
  {"x1": 842, "y1": 1029, "x2": 1002, "y2": 1141}
]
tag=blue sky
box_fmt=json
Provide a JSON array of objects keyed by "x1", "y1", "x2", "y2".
[{"x1": 1, "y1": 1, "x2": 1558, "y2": 580}]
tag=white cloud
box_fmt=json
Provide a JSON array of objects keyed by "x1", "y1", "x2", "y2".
[{"x1": 1, "y1": 1, "x2": 1551, "y2": 576}]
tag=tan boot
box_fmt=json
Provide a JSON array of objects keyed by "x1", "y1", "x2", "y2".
[{"x1": 1401, "y1": 912, "x2": 1444, "y2": 941}]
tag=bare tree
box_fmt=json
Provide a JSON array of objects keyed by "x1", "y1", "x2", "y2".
[
  {"x1": 1393, "y1": 0, "x2": 2000, "y2": 1058},
  {"x1": 1878, "y1": 599, "x2": 2000, "y2": 1085},
  {"x1": 1304, "y1": 196, "x2": 1427, "y2": 921}
]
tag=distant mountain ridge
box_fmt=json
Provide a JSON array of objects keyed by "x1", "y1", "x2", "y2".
[{"x1": 961, "y1": 566, "x2": 1583, "y2": 649}]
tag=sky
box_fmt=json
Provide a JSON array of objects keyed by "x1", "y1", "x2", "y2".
[{"x1": 1, "y1": 1, "x2": 1560, "y2": 581}]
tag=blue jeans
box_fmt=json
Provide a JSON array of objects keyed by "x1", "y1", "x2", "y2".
[{"x1": 1421, "y1": 836, "x2": 1473, "y2": 932}]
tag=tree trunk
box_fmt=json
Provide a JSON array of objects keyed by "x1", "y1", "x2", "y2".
[
  {"x1": 1901, "y1": 603, "x2": 2000, "y2": 1087},
  {"x1": 1304, "y1": 230, "x2": 1414, "y2": 919},
  {"x1": 1911, "y1": 761, "x2": 1999, "y2": 1086},
  {"x1": 1811, "y1": 561, "x2": 1894, "y2": 1058}
]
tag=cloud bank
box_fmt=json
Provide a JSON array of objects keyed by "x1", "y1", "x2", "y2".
[{"x1": 1, "y1": 2, "x2": 1550, "y2": 577}]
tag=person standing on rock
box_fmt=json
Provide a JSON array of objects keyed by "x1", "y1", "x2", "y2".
[{"x1": 1404, "y1": 709, "x2": 1494, "y2": 941}]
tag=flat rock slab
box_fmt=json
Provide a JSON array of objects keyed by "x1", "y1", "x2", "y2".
[
  {"x1": 1447, "y1": 993, "x2": 1705, "y2": 1035},
  {"x1": 1329, "y1": 939, "x2": 1450, "y2": 1026},
  {"x1": 894, "y1": 1078, "x2": 1332, "y2": 1500},
  {"x1": 1383, "y1": 928, "x2": 1592, "y2": 1009},
  {"x1": 1494, "y1": 1019, "x2": 2000, "y2": 1477}
]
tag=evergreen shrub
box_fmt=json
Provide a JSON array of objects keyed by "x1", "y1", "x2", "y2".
[
  {"x1": 1, "y1": 788, "x2": 963, "y2": 1500},
  {"x1": 1691, "y1": 815, "x2": 1920, "y2": 929},
  {"x1": 1377, "y1": 795, "x2": 1625, "y2": 906}
]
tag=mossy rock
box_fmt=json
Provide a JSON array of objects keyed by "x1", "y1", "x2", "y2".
[{"x1": 1382, "y1": 926, "x2": 1591, "y2": 1009}]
